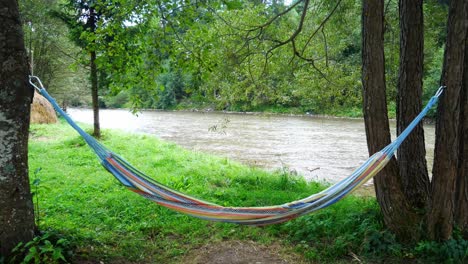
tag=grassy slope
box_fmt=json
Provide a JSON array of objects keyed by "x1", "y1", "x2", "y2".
[{"x1": 30, "y1": 121, "x2": 462, "y2": 263}]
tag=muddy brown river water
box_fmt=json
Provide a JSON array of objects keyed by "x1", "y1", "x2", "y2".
[{"x1": 68, "y1": 108, "x2": 435, "y2": 185}]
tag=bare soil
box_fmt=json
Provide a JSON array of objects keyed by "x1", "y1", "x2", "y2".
[{"x1": 178, "y1": 240, "x2": 307, "y2": 264}]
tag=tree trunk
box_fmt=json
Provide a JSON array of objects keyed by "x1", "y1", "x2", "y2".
[
  {"x1": 90, "y1": 50, "x2": 100, "y2": 138},
  {"x1": 89, "y1": 7, "x2": 100, "y2": 138},
  {"x1": 0, "y1": 0, "x2": 36, "y2": 257},
  {"x1": 454, "y1": 3, "x2": 468, "y2": 239},
  {"x1": 397, "y1": 0, "x2": 430, "y2": 213},
  {"x1": 361, "y1": 0, "x2": 418, "y2": 241},
  {"x1": 428, "y1": 0, "x2": 468, "y2": 240}
]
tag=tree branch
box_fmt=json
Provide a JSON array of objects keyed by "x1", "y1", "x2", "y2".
[
  {"x1": 301, "y1": 0, "x2": 342, "y2": 55},
  {"x1": 266, "y1": 0, "x2": 310, "y2": 54},
  {"x1": 157, "y1": 3, "x2": 213, "y2": 72}
]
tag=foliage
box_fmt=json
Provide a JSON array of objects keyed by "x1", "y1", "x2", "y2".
[
  {"x1": 9, "y1": 231, "x2": 71, "y2": 264},
  {"x1": 421, "y1": 0, "x2": 448, "y2": 118},
  {"x1": 281, "y1": 196, "x2": 384, "y2": 261},
  {"x1": 102, "y1": 90, "x2": 129, "y2": 108},
  {"x1": 19, "y1": 0, "x2": 90, "y2": 107},
  {"x1": 84, "y1": 0, "x2": 445, "y2": 118},
  {"x1": 21, "y1": 0, "x2": 449, "y2": 116},
  {"x1": 181, "y1": 1, "x2": 364, "y2": 114},
  {"x1": 414, "y1": 238, "x2": 468, "y2": 262}
]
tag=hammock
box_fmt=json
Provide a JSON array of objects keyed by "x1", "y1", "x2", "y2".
[{"x1": 29, "y1": 76, "x2": 444, "y2": 226}]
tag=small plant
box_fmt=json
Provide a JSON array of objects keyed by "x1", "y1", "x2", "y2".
[
  {"x1": 31, "y1": 167, "x2": 42, "y2": 226},
  {"x1": 415, "y1": 239, "x2": 468, "y2": 263},
  {"x1": 208, "y1": 116, "x2": 231, "y2": 134},
  {"x1": 363, "y1": 229, "x2": 402, "y2": 257},
  {"x1": 10, "y1": 232, "x2": 70, "y2": 264}
]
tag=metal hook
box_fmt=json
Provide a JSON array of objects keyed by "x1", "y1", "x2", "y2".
[
  {"x1": 435, "y1": 86, "x2": 446, "y2": 97},
  {"x1": 29, "y1": 75, "x2": 45, "y2": 92}
]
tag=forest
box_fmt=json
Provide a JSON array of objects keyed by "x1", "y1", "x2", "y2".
[
  {"x1": 21, "y1": 0, "x2": 446, "y2": 116},
  {"x1": 1, "y1": 0, "x2": 468, "y2": 263}
]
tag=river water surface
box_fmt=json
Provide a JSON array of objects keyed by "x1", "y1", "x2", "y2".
[{"x1": 68, "y1": 108, "x2": 435, "y2": 185}]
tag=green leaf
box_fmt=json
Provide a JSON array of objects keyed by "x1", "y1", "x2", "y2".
[{"x1": 32, "y1": 178, "x2": 41, "y2": 186}]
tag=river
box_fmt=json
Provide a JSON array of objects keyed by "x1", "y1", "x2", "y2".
[{"x1": 67, "y1": 108, "x2": 435, "y2": 185}]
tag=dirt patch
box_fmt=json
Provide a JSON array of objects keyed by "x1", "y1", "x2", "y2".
[
  {"x1": 179, "y1": 240, "x2": 307, "y2": 264},
  {"x1": 30, "y1": 135, "x2": 52, "y2": 141},
  {"x1": 74, "y1": 258, "x2": 142, "y2": 264}
]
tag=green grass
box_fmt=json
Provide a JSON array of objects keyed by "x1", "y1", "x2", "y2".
[
  {"x1": 29, "y1": 121, "x2": 325, "y2": 262},
  {"x1": 27, "y1": 121, "x2": 467, "y2": 263}
]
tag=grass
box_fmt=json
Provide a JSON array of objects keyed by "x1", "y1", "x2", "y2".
[
  {"x1": 27, "y1": 121, "x2": 467, "y2": 263},
  {"x1": 29, "y1": 121, "x2": 324, "y2": 262}
]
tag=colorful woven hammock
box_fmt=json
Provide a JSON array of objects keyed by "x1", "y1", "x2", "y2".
[{"x1": 30, "y1": 76, "x2": 444, "y2": 226}]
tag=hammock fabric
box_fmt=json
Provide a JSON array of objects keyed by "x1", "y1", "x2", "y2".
[{"x1": 30, "y1": 76, "x2": 444, "y2": 226}]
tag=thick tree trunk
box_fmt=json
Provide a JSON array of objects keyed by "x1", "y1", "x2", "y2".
[
  {"x1": 362, "y1": 0, "x2": 418, "y2": 241},
  {"x1": 397, "y1": 0, "x2": 430, "y2": 213},
  {"x1": 0, "y1": 0, "x2": 36, "y2": 257},
  {"x1": 428, "y1": 0, "x2": 468, "y2": 240},
  {"x1": 454, "y1": 6, "x2": 468, "y2": 239}
]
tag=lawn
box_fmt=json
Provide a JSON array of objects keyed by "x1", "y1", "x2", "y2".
[{"x1": 24, "y1": 121, "x2": 466, "y2": 263}]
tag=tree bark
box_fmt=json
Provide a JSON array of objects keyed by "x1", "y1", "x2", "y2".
[
  {"x1": 397, "y1": 0, "x2": 430, "y2": 213},
  {"x1": 362, "y1": 0, "x2": 418, "y2": 241},
  {"x1": 89, "y1": 7, "x2": 100, "y2": 138},
  {"x1": 428, "y1": 0, "x2": 468, "y2": 240},
  {"x1": 90, "y1": 50, "x2": 100, "y2": 138},
  {"x1": 0, "y1": 0, "x2": 36, "y2": 257},
  {"x1": 454, "y1": 4, "x2": 468, "y2": 238}
]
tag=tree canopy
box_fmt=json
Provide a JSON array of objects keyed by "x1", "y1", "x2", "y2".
[{"x1": 20, "y1": 0, "x2": 447, "y2": 115}]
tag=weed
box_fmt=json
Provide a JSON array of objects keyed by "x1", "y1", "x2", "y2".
[
  {"x1": 363, "y1": 230, "x2": 402, "y2": 257},
  {"x1": 281, "y1": 197, "x2": 382, "y2": 261},
  {"x1": 10, "y1": 231, "x2": 71, "y2": 264},
  {"x1": 415, "y1": 239, "x2": 468, "y2": 263},
  {"x1": 31, "y1": 168, "x2": 42, "y2": 226}
]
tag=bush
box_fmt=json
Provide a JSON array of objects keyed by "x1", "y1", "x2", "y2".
[{"x1": 415, "y1": 239, "x2": 468, "y2": 263}]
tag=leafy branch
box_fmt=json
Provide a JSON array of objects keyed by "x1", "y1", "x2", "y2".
[{"x1": 213, "y1": 0, "x2": 343, "y2": 81}]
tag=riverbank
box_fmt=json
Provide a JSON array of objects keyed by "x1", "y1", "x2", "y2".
[
  {"x1": 67, "y1": 107, "x2": 436, "y2": 187},
  {"x1": 66, "y1": 108, "x2": 373, "y2": 184},
  {"x1": 22, "y1": 121, "x2": 465, "y2": 263}
]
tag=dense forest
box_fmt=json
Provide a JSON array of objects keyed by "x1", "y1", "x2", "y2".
[{"x1": 20, "y1": 0, "x2": 447, "y2": 116}]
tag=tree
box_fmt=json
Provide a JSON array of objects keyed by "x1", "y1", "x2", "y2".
[
  {"x1": 396, "y1": 0, "x2": 429, "y2": 215},
  {"x1": 428, "y1": 0, "x2": 468, "y2": 240},
  {"x1": 361, "y1": 0, "x2": 419, "y2": 241},
  {"x1": 19, "y1": 0, "x2": 90, "y2": 109},
  {"x1": 56, "y1": 0, "x2": 102, "y2": 137},
  {"x1": 0, "y1": 0, "x2": 36, "y2": 258},
  {"x1": 89, "y1": 5, "x2": 100, "y2": 138},
  {"x1": 362, "y1": 0, "x2": 468, "y2": 241},
  {"x1": 456, "y1": 13, "x2": 468, "y2": 238}
]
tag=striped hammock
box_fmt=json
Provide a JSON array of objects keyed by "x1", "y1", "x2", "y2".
[{"x1": 30, "y1": 76, "x2": 444, "y2": 226}]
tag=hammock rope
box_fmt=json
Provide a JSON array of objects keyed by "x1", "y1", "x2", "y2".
[{"x1": 29, "y1": 76, "x2": 444, "y2": 225}]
